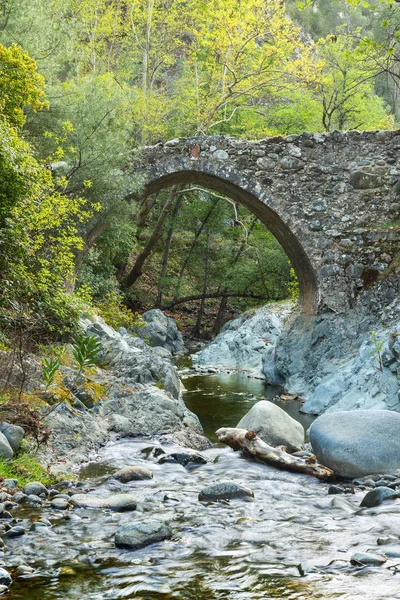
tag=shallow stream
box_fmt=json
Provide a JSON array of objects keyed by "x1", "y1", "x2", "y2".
[{"x1": 6, "y1": 373, "x2": 400, "y2": 599}]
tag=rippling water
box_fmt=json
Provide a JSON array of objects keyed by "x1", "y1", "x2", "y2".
[{"x1": 7, "y1": 375, "x2": 400, "y2": 599}]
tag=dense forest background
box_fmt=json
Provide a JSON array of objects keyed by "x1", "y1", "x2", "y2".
[{"x1": 1, "y1": 0, "x2": 400, "y2": 341}]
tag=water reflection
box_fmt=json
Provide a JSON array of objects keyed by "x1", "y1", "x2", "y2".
[{"x1": 182, "y1": 372, "x2": 314, "y2": 442}]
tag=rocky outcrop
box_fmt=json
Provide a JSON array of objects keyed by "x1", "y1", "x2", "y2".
[
  {"x1": 276, "y1": 284, "x2": 400, "y2": 415},
  {"x1": 135, "y1": 309, "x2": 185, "y2": 355},
  {"x1": 309, "y1": 410, "x2": 400, "y2": 477},
  {"x1": 194, "y1": 303, "x2": 291, "y2": 379},
  {"x1": 236, "y1": 400, "x2": 304, "y2": 452},
  {"x1": 43, "y1": 317, "x2": 210, "y2": 468}
]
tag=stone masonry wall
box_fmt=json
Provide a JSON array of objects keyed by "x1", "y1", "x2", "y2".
[{"x1": 137, "y1": 130, "x2": 400, "y2": 313}]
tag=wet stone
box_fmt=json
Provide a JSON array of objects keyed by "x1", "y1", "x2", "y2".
[
  {"x1": 360, "y1": 486, "x2": 399, "y2": 508},
  {"x1": 350, "y1": 552, "x2": 387, "y2": 566},
  {"x1": 0, "y1": 569, "x2": 11, "y2": 587},
  {"x1": 51, "y1": 497, "x2": 70, "y2": 510},
  {"x1": 112, "y1": 466, "x2": 154, "y2": 483},
  {"x1": 198, "y1": 482, "x2": 254, "y2": 502},
  {"x1": 115, "y1": 520, "x2": 172, "y2": 550},
  {"x1": 158, "y1": 452, "x2": 207, "y2": 468},
  {"x1": 3, "y1": 525, "x2": 25, "y2": 538},
  {"x1": 70, "y1": 493, "x2": 137, "y2": 512}
]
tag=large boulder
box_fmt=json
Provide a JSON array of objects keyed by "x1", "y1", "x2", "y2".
[
  {"x1": 135, "y1": 309, "x2": 185, "y2": 355},
  {"x1": 309, "y1": 410, "x2": 400, "y2": 477},
  {"x1": 236, "y1": 400, "x2": 304, "y2": 452},
  {"x1": 194, "y1": 304, "x2": 290, "y2": 379}
]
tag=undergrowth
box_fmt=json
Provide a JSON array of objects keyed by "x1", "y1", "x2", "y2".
[{"x1": 0, "y1": 449, "x2": 63, "y2": 487}]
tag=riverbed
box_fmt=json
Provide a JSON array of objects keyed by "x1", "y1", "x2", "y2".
[{"x1": 6, "y1": 374, "x2": 400, "y2": 600}]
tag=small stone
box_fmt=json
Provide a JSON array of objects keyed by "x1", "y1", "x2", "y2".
[
  {"x1": 112, "y1": 466, "x2": 154, "y2": 483},
  {"x1": 51, "y1": 498, "x2": 70, "y2": 510},
  {"x1": 3, "y1": 480, "x2": 18, "y2": 491},
  {"x1": 350, "y1": 552, "x2": 387, "y2": 566},
  {"x1": 0, "y1": 423, "x2": 24, "y2": 453},
  {"x1": 16, "y1": 565, "x2": 34, "y2": 576},
  {"x1": 256, "y1": 157, "x2": 275, "y2": 170},
  {"x1": 360, "y1": 486, "x2": 399, "y2": 508},
  {"x1": 158, "y1": 452, "x2": 207, "y2": 468},
  {"x1": 59, "y1": 566, "x2": 77, "y2": 577},
  {"x1": 198, "y1": 482, "x2": 254, "y2": 502},
  {"x1": 328, "y1": 485, "x2": 345, "y2": 495},
  {"x1": 213, "y1": 149, "x2": 229, "y2": 160},
  {"x1": 115, "y1": 520, "x2": 172, "y2": 550},
  {"x1": 3, "y1": 525, "x2": 25, "y2": 538}
]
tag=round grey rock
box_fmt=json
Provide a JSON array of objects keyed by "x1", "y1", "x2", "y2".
[
  {"x1": 23, "y1": 482, "x2": 48, "y2": 497},
  {"x1": 112, "y1": 466, "x2": 153, "y2": 483},
  {"x1": 0, "y1": 423, "x2": 24, "y2": 453},
  {"x1": 237, "y1": 400, "x2": 304, "y2": 452},
  {"x1": 51, "y1": 497, "x2": 70, "y2": 510},
  {"x1": 115, "y1": 520, "x2": 172, "y2": 549},
  {"x1": 360, "y1": 486, "x2": 399, "y2": 508},
  {"x1": 198, "y1": 482, "x2": 254, "y2": 502},
  {"x1": 310, "y1": 410, "x2": 400, "y2": 477}
]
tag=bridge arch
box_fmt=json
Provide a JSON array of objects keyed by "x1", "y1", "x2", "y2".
[
  {"x1": 143, "y1": 158, "x2": 319, "y2": 313},
  {"x1": 137, "y1": 132, "x2": 400, "y2": 314}
]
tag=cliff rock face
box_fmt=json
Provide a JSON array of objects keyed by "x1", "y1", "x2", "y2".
[{"x1": 194, "y1": 303, "x2": 291, "y2": 380}]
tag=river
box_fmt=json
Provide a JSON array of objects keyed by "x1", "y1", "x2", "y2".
[{"x1": 6, "y1": 372, "x2": 400, "y2": 600}]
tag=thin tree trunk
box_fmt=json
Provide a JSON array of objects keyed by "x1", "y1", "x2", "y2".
[
  {"x1": 193, "y1": 228, "x2": 210, "y2": 337},
  {"x1": 159, "y1": 291, "x2": 266, "y2": 310},
  {"x1": 156, "y1": 193, "x2": 183, "y2": 307},
  {"x1": 213, "y1": 217, "x2": 257, "y2": 334},
  {"x1": 125, "y1": 186, "x2": 178, "y2": 288},
  {"x1": 173, "y1": 198, "x2": 219, "y2": 301}
]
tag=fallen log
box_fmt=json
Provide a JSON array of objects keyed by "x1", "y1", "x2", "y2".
[{"x1": 215, "y1": 427, "x2": 334, "y2": 481}]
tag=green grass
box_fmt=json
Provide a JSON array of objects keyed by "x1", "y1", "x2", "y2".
[{"x1": 0, "y1": 451, "x2": 64, "y2": 488}]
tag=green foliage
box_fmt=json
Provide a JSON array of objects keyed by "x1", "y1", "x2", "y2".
[
  {"x1": 41, "y1": 357, "x2": 61, "y2": 390},
  {"x1": 72, "y1": 335, "x2": 103, "y2": 373},
  {"x1": 370, "y1": 330, "x2": 384, "y2": 371},
  {"x1": 288, "y1": 267, "x2": 300, "y2": 301},
  {"x1": 96, "y1": 291, "x2": 144, "y2": 331},
  {"x1": 0, "y1": 451, "x2": 63, "y2": 487}
]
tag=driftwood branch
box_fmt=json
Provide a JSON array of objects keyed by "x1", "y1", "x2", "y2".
[{"x1": 215, "y1": 427, "x2": 334, "y2": 481}]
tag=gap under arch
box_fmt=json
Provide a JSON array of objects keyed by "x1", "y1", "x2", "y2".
[{"x1": 144, "y1": 170, "x2": 319, "y2": 314}]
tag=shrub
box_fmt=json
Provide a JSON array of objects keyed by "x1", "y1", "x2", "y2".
[
  {"x1": 96, "y1": 291, "x2": 144, "y2": 331},
  {"x1": 72, "y1": 334, "x2": 103, "y2": 373}
]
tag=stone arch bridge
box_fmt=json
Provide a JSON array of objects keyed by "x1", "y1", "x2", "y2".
[{"x1": 136, "y1": 130, "x2": 400, "y2": 314}]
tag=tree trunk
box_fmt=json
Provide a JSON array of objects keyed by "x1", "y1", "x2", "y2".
[
  {"x1": 173, "y1": 198, "x2": 219, "y2": 301},
  {"x1": 156, "y1": 193, "x2": 183, "y2": 307},
  {"x1": 193, "y1": 228, "x2": 210, "y2": 337},
  {"x1": 212, "y1": 217, "x2": 257, "y2": 334},
  {"x1": 159, "y1": 291, "x2": 266, "y2": 310},
  {"x1": 216, "y1": 428, "x2": 334, "y2": 481},
  {"x1": 125, "y1": 186, "x2": 178, "y2": 288}
]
